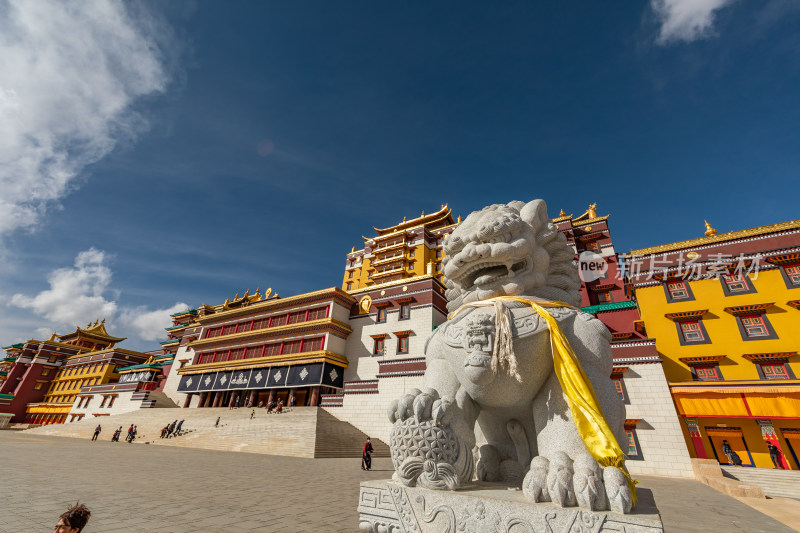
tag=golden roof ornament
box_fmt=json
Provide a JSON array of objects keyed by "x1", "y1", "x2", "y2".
[
  {"x1": 559, "y1": 209, "x2": 566, "y2": 217},
  {"x1": 421, "y1": 210, "x2": 425, "y2": 217},
  {"x1": 457, "y1": 215, "x2": 462, "y2": 223},
  {"x1": 587, "y1": 203, "x2": 598, "y2": 219},
  {"x1": 704, "y1": 220, "x2": 717, "y2": 237},
  {"x1": 351, "y1": 246, "x2": 356, "y2": 253}
]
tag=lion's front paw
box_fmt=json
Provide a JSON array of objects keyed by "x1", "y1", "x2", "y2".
[
  {"x1": 387, "y1": 388, "x2": 455, "y2": 426},
  {"x1": 604, "y1": 465, "x2": 633, "y2": 514},
  {"x1": 522, "y1": 453, "x2": 632, "y2": 513}
]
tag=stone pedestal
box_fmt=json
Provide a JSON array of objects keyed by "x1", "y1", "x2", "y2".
[{"x1": 358, "y1": 480, "x2": 663, "y2": 533}]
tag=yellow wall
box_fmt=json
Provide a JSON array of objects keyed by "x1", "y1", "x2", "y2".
[
  {"x1": 28, "y1": 360, "x2": 118, "y2": 413},
  {"x1": 636, "y1": 268, "x2": 800, "y2": 382},
  {"x1": 343, "y1": 232, "x2": 449, "y2": 291}
]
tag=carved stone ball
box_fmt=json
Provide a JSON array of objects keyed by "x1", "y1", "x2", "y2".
[{"x1": 390, "y1": 418, "x2": 460, "y2": 472}]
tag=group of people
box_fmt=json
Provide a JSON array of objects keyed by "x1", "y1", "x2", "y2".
[
  {"x1": 160, "y1": 419, "x2": 184, "y2": 438},
  {"x1": 722, "y1": 439, "x2": 786, "y2": 469},
  {"x1": 266, "y1": 399, "x2": 284, "y2": 413}
]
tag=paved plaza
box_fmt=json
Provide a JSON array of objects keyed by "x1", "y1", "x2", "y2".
[{"x1": 1, "y1": 431, "x2": 797, "y2": 532}]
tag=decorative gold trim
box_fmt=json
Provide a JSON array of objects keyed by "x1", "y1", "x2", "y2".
[{"x1": 628, "y1": 219, "x2": 800, "y2": 257}]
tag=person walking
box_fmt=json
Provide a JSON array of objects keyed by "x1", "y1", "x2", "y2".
[
  {"x1": 235, "y1": 395, "x2": 240, "y2": 409},
  {"x1": 126, "y1": 424, "x2": 134, "y2": 442},
  {"x1": 215, "y1": 416, "x2": 220, "y2": 428},
  {"x1": 128, "y1": 425, "x2": 137, "y2": 443},
  {"x1": 767, "y1": 442, "x2": 785, "y2": 469},
  {"x1": 361, "y1": 437, "x2": 374, "y2": 471},
  {"x1": 721, "y1": 440, "x2": 734, "y2": 464},
  {"x1": 91, "y1": 424, "x2": 101, "y2": 441},
  {"x1": 167, "y1": 420, "x2": 177, "y2": 438},
  {"x1": 175, "y1": 419, "x2": 184, "y2": 436},
  {"x1": 250, "y1": 409, "x2": 255, "y2": 420},
  {"x1": 111, "y1": 427, "x2": 121, "y2": 442}
]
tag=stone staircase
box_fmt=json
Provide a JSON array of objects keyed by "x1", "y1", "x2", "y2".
[
  {"x1": 314, "y1": 408, "x2": 389, "y2": 458},
  {"x1": 721, "y1": 466, "x2": 800, "y2": 500},
  {"x1": 24, "y1": 407, "x2": 388, "y2": 459}
]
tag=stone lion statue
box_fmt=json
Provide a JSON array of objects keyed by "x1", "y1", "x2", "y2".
[{"x1": 388, "y1": 199, "x2": 633, "y2": 514}]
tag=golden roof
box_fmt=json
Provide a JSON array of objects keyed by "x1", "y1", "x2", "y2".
[
  {"x1": 628, "y1": 219, "x2": 800, "y2": 257},
  {"x1": 372, "y1": 205, "x2": 454, "y2": 236},
  {"x1": 58, "y1": 319, "x2": 126, "y2": 344}
]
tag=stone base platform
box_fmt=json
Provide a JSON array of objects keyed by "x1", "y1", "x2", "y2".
[{"x1": 358, "y1": 480, "x2": 663, "y2": 533}]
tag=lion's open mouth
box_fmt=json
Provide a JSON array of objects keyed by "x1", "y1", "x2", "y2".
[{"x1": 459, "y1": 259, "x2": 528, "y2": 288}]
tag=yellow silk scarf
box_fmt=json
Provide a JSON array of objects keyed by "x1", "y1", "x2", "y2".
[{"x1": 450, "y1": 295, "x2": 637, "y2": 504}]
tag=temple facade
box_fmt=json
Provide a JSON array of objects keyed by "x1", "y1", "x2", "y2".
[
  {"x1": 0, "y1": 321, "x2": 152, "y2": 425},
  {"x1": 163, "y1": 287, "x2": 354, "y2": 409},
  {"x1": 343, "y1": 204, "x2": 458, "y2": 290},
  {"x1": 627, "y1": 219, "x2": 800, "y2": 470},
  {"x1": 324, "y1": 204, "x2": 693, "y2": 478}
]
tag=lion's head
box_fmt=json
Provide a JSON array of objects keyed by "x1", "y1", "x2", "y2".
[{"x1": 443, "y1": 199, "x2": 581, "y2": 312}]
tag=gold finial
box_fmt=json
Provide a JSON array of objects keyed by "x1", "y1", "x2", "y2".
[
  {"x1": 101, "y1": 318, "x2": 105, "y2": 324},
  {"x1": 704, "y1": 220, "x2": 717, "y2": 237},
  {"x1": 403, "y1": 216, "x2": 406, "y2": 222},
  {"x1": 587, "y1": 203, "x2": 598, "y2": 219},
  {"x1": 87, "y1": 322, "x2": 92, "y2": 328},
  {"x1": 264, "y1": 288, "x2": 273, "y2": 299},
  {"x1": 457, "y1": 215, "x2": 462, "y2": 223},
  {"x1": 234, "y1": 293, "x2": 239, "y2": 300},
  {"x1": 421, "y1": 210, "x2": 425, "y2": 217},
  {"x1": 559, "y1": 209, "x2": 566, "y2": 217},
  {"x1": 351, "y1": 246, "x2": 356, "y2": 253},
  {"x1": 48, "y1": 332, "x2": 57, "y2": 342}
]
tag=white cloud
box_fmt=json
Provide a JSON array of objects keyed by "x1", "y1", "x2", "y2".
[
  {"x1": 118, "y1": 303, "x2": 189, "y2": 342},
  {"x1": 0, "y1": 0, "x2": 171, "y2": 237},
  {"x1": 651, "y1": 0, "x2": 735, "y2": 43},
  {"x1": 9, "y1": 248, "x2": 187, "y2": 346},
  {"x1": 11, "y1": 248, "x2": 118, "y2": 326}
]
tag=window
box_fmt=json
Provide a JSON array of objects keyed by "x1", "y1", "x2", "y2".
[
  {"x1": 612, "y1": 378, "x2": 627, "y2": 403},
  {"x1": 237, "y1": 322, "x2": 252, "y2": 333},
  {"x1": 229, "y1": 348, "x2": 245, "y2": 361},
  {"x1": 346, "y1": 282, "x2": 352, "y2": 291},
  {"x1": 625, "y1": 428, "x2": 643, "y2": 460},
  {"x1": 664, "y1": 280, "x2": 693, "y2": 302},
  {"x1": 679, "y1": 321, "x2": 706, "y2": 343},
  {"x1": 596, "y1": 292, "x2": 612, "y2": 304},
  {"x1": 222, "y1": 324, "x2": 236, "y2": 335},
  {"x1": 33, "y1": 382, "x2": 43, "y2": 390},
  {"x1": 264, "y1": 343, "x2": 281, "y2": 356},
  {"x1": 282, "y1": 340, "x2": 301, "y2": 354},
  {"x1": 781, "y1": 264, "x2": 800, "y2": 288},
  {"x1": 107, "y1": 395, "x2": 117, "y2": 408},
  {"x1": 694, "y1": 366, "x2": 721, "y2": 381},
  {"x1": 288, "y1": 311, "x2": 305, "y2": 324},
  {"x1": 377, "y1": 307, "x2": 387, "y2": 324},
  {"x1": 41, "y1": 368, "x2": 50, "y2": 377},
  {"x1": 348, "y1": 271, "x2": 354, "y2": 279},
  {"x1": 373, "y1": 338, "x2": 385, "y2": 356},
  {"x1": 303, "y1": 337, "x2": 324, "y2": 352},
  {"x1": 397, "y1": 336, "x2": 409, "y2": 354},
  {"x1": 436, "y1": 249, "x2": 442, "y2": 259},
  {"x1": 399, "y1": 304, "x2": 410, "y2": 320},
  {"x1": 740, "y1": 315, "x2": 768, "y2": 337},
  {"x1": 408, "y1": 249, "x2": 415, "y2": 258},
  {"x1": 721, "y1": 273, "x2": 751, "y2": 294},
  {"x1": 760, "y1": 363, "x2": 790, "y2": 380},
  {"x1": 736, "y1": 313, "x2": 777, "y2": 341},
  {"x1": 585, "y1": 240, "x2": 599, "y2": 252}
]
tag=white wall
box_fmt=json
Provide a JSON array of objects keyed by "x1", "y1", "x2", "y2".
[{"x1": 623, "y1": 362, "x2": 694, "y2": 478}]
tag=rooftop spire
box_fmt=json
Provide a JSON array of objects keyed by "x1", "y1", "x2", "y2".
[{"x1": 704, "y1": 220, "x2": 717, "y2": 237}]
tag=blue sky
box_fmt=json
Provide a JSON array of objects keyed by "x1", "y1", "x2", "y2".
[{"x1": 1, "y1": 0, "x2": 798, "y2": 350}]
